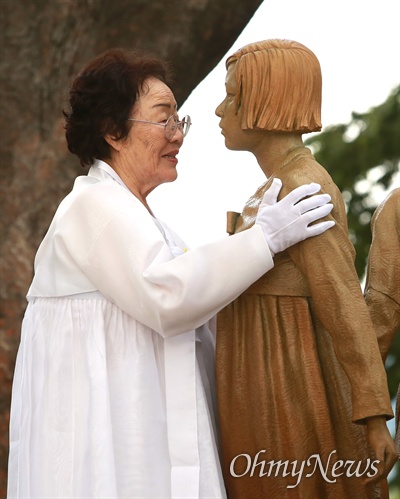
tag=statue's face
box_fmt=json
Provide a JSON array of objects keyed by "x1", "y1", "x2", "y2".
[{"x1": 215, "y1": 63, "x2": 260, "y2": 152}]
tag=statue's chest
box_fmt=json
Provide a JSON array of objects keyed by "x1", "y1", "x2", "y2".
[{"x1": 227, "y1": 180, "x2": 274, "y2": 235}]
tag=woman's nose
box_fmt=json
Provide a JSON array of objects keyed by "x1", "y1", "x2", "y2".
[{"x1": 171, "y1": 127, "x2": 184, "y2": 144}]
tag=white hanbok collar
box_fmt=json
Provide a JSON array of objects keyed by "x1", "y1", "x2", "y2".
[{"x1": 89, "y1": 159, "x2": 130, "y2": 192}]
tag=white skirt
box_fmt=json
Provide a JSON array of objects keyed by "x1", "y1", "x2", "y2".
[{"x1": 8, "y1": 293, "x2": 226, "y2": 498}]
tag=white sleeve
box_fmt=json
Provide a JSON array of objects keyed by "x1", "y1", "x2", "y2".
[
  {"x1": 31, "y1": 182, "x2": 274, "y2": 337},
  {"x1": 79, "y1": 206, "x2": 273, "y2": 337}
]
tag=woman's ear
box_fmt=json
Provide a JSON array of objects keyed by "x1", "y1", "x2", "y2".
[{"x1": 104, "y1": 133, "x2": 123, "y2": 152}]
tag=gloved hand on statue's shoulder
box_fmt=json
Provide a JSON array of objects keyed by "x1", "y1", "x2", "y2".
[{"x1": 255, "y1": 178, "x2": 335, "y2": 256}]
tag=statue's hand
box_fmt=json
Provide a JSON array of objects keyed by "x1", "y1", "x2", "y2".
[
  {"x1": 255, "y1": 178, "x2": 335, "y2": 256},
  {"x1": 363, "y1": 415, "x2": 398, "y2": 485}
]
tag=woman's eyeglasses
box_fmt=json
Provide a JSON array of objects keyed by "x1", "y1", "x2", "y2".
[{"x1": 128, "y1": 115, "x2": 191, "y2": 141}]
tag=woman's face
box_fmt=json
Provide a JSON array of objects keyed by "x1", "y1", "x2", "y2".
[
  {"x1": 116, "y1": 77, "x2": 184, "y2": 196},
  {"x1": 215, "y1": 63, "x2": 261, "y2": 152}
]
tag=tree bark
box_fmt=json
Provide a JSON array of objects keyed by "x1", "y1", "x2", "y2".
[{"x1": 0, "y1": 0, "x2": 263, "y2": 491}]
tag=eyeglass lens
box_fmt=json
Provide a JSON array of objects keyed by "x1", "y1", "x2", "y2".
[{"x1": 166, "y1": 116, "x2": 191, "y2": 140}]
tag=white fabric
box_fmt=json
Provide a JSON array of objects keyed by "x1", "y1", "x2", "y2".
[{"x1": 8, "y1": 160, "x2": 274, "y2": 498}]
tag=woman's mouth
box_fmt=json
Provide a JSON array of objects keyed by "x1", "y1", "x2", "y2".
[{"x1": 162, "y1": 150, "x2": 179, "y2": 163}]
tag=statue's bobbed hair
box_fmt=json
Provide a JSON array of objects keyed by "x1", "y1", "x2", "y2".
[{"x1": 226, "y1": 39, "x2": 322, "y2": 133}]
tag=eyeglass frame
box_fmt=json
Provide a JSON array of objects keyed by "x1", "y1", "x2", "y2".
[{"x1": 128, "y1": 114, "x2": 191, "y2": 140}]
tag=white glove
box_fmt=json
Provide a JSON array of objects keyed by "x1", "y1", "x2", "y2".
[{"x1": 255, "y1": 178, "x2": 335, "y2": 256}]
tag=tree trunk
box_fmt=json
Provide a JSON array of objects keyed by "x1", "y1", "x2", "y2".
[{"x1": 0, "y1": 0, "x2": 263, "y2": 491}]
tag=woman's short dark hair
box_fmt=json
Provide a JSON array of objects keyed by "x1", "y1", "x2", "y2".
[{"x1": 63, "y1": 48, "x2": 171, "y2": 167}]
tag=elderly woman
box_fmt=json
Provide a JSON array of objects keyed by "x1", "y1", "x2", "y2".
[
  {"x1": 7, "y1": 48, "x2": 334, "y2": 499},
  {"x1": 215, "y1": 39, "x2": 397, "y2": 499}
]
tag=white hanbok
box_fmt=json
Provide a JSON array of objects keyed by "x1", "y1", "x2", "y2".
[{"x1": 8, "y1": 160, "x2": 273, "y2": 498}]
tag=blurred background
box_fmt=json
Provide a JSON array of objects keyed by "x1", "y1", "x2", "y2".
[{"x1": 1, "y1": 0, "x2": 399, "y2": 495}]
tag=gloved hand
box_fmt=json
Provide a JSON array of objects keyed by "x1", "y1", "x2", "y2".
[{"x1": 255, "y1": 178, "x2": 335, "y2": 256}]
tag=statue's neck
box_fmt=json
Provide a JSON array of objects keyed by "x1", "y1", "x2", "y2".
[{"x1": 251, "y1": 132, "x2": 304, "y2": 178}]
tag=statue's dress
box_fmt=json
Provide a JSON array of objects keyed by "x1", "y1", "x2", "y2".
[
  {"x1": 216, "y1": 147, "x2": 393, "y2": 499},
  {"x1": 365, "y1": 188, "x2": 400, "y2": 453}
]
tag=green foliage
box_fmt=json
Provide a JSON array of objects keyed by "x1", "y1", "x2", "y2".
[{"x1": 305, "y1": 85, "x2": 400, "y2": 277}]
